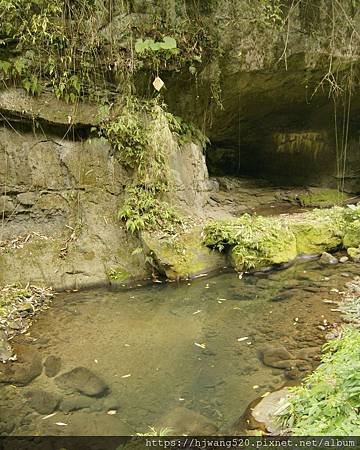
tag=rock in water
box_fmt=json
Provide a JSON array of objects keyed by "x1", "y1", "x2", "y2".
[
  {"x1": 55, "y1": 367, "x2": 108, "y2": 397},
  {"x1": 156, "y1": 406, "x2": 218, "y2": 435},
  {"x1": 319, "y1": 252, "x2": 338, "y2": 265},
  {"x1": 44, "y1": 355, "x2": 61, "y2": 378},
  {"x1": 59, "y1": 395, "x2": 94, "y2": 413},
  {"x1": 25, "y1": 388, "x2": 60, "y2": 414},
  {"x1": 251, "y1": 388, "x2": 291, "y2": 434},
  {"x1": 261, "y1": 345, "x2": 294, "y2": 369},
  {"x1": 347, "y1": 247, "x2": 360, "y2": 263},
  {"x1": 0, "y1": 344, "x2": 43, "y2": 386}
]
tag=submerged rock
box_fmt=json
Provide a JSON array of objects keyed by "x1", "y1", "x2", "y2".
[
  {"x1": 44, "y1": 355, "x2": 62, "y2": 378},
  {"x1": 55, "y1": 367, "x2": 108, "y2": 397},
  {"x1": 319, "y1": 252, "x2": 338, "y2": 265},
  {"x1": 261, "y1": 344, "x2": 294, "y2": 369},
  {"x1": 59, "y1": 394, "x2": 94, "y2": 413},
  {"x1": 156, "y1": 406, "x2": 218, "y2": 435},
  {"x1": 0, "y1": 345, "x2": 43, "y2": 385},
  {"x1": 25, "y1": 388, "x2": 60, "y2": 415}
]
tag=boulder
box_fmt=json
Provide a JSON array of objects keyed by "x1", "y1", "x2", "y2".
[
  {"x1": 0, "y1": 344, "x2": 43, "y2": 386},
  {"x1": 347, "y1": 247, "x2": 360, "y2": 263},
  {"x1": 261, "y1": 345, "x2": 294, "y2": 369},
  {"x1": 251, "y1": 388, "x2": 291, "y2": 434},
  {"x1": 25, "y1": 388, "x2": 60, "y2": 415},
  {"x1": 55, "y1": 367, "x2": 108, "y2": 397},
  {"x1": 319, "y1": 252, "x2": 338, "y2": 265},
  {"x1": 142, "y1": 228, "x2": 226, "y2": 280}
]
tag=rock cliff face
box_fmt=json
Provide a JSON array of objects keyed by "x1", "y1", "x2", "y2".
[
  {"x1": 160, "y1": 1, "x2": 360, "y2": 188},
  {"x1": 0, "y1": 93, "x2": 211, "y2": 289}
]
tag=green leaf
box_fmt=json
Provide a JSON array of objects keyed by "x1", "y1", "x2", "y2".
[
  {"x1": 189, "y1": 65, "x2": 197, "y2": 75},
  {"x1": 149, "y1": 41, "x2": 161, "y2": 51},
  {"x1": 22, "y1": 78, "x2": 31, "y2": 93},
  {"x1": 14, "y1": 58, "x2": 26, "y2": 75},
  {"x1": 160, "y1": 36, "x2": 177, "y2": 49},
  {"x1": 0, "y1": 60, "x2": 11, "y2": 75}
]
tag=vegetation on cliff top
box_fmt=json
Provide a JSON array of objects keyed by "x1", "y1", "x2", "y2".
[{"x1": 0, "y1": 0, "x2": 289, "y2": 104}]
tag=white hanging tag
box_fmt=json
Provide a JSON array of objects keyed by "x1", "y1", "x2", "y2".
[{"x1": 153, "y1": 76, "x2": 165, "y2": 91}]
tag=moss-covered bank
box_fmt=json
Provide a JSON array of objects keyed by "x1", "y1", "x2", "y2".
[{"x1": 203, "y1": 205, "x2": 360, "y2": 272}]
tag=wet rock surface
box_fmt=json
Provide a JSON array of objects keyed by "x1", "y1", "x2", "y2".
[
  {"x1": 0, "y1": 345, "x2": 42, "y2": 386},
  {"x1": 250, "y1": 388, "x2": 291, "y2": 434},
  {"x1": 25, "y1": 388, "x2": 60, "y2": 415},
  {"x1": 44, "y1": 355, "x2": 61, "y2": 378},
  {"x1": 157, "y1": 406, "x2": 218, "y2": 435},
  {"x1": 55, "y1": 367, "x2": 108, "y2": 397},
  {"x1": 319, "y1": 252, "x2": 338, "y2": 265}
]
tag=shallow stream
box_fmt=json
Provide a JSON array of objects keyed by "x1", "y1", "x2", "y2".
[{"x1": 0, "y1": 259, "x2": 356, "y2": 436}]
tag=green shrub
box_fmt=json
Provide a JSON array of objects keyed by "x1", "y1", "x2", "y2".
[
  {"x1": 100, "y1": 99, "x2": 184, "y2": 233},
  {"x1": 119, "y1": 186, "x2": 181, "y2": 234},
  {"x1": 278, "y1": 328, "x2": 360, "y2": 435}
]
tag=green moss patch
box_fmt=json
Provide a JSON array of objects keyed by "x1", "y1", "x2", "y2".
[
  {"x1": 142, "y1": 228, "x2": 226, "y2": 280},
  {"x1": 205, "y1": 214, "x2": 297, "y2": 270},
  {"x1": 343, "y1": 205, "x2": 360, "y2": 248},
  {"x1": 292, "y1": 207, "x2": 346, "y2": 254},
  {"x1": 296, "y1": 188, "x2": 350, "y2": 208},
  {"x1": 107, "y1": 267, "x2": 131, "y2": 282},
  {"x1": 203, "y1": 206, "x2": 360, "y2": 271}
]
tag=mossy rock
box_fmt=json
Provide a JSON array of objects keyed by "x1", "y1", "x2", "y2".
[
  {"x1": 292, "y1": 220, "x2": 343, "y2": 254},
  {"x1": 204, "y1": 206, "x2": 356, "y2": 271},
  {"x1": 290, "y1": 207, "x2": 347, "y2": 254},
  {"x1": 205, "y1": 214, "x2": 297, "y2": 271},
  {"x1": 343, "y1": 220, "x2": 360, "y2": 248},
  {"x1": 141, "y1": 228, "x2": 226, "y2": 280},
  {"x1": 347, "y1": 247, "x2": 360, "y2": 262},
  {"x1": 229, "y1": 225, "x2": 297, "y2": 271},
  {"x1": 296, "y1": 188, "x2": 349, "y2": 208}
]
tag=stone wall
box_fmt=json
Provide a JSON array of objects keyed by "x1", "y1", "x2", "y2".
[{"x1": 0, "y1": 95, "x2": 212, "y2": 289}]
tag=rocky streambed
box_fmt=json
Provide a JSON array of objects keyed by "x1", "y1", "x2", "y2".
[{"x1": 0, "y1": 257, "x2": 357, "y2": 436}]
